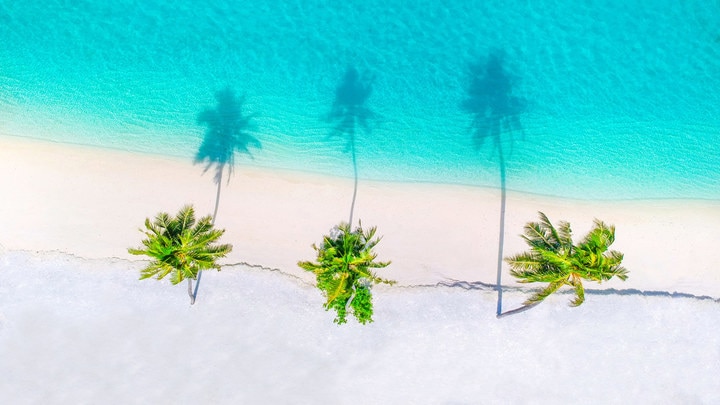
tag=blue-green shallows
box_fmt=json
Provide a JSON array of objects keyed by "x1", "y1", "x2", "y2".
[{"x1": 1, "y1": 0, "x2": 718, "y2": 200}]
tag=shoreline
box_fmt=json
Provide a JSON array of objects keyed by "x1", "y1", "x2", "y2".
[{"x1": 1, "y1": 135, "x2": 719, "y2": 297}]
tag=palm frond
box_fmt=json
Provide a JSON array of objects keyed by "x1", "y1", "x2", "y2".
[
  {"x1": 325, "y1": 272, "x2": 350, "y2": 306},
  {"x1": 537, "y1": 211, "x2": 561, "y2": 247},
  {"x1": 506, "y1": 212, "x2": 628, "y2": 308},
  {"x1": 522, "y1": 222, "x2": 554, "y2": 251},
  {"x1": 139, "y1": 262, "x2": 171, "y2": 280},
  {"x1": 556, "y1": 220, "x2": 573, "y2": 250},
  {"x1": 505, "y1": 252, "x2": 543, "y2": 272},
  {"x1": 129, "y1": 205, "x2": 232, "y2": 288},
  {"x1": 299, "y1": 221, "x2": 393, "y2": 324},
  {"x1": 176, "y1": 205, "x2": 195, "y2": 232},
  {"x1": 524, "y1": 280, "x2": 564, "y2": 306},
  {"x1": 570, "y1": 279, "x2": 585, "y2": 307}
]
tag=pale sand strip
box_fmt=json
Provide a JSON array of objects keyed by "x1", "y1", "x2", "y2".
[{"x1": 1, "y1": 135, "x2": 718, "y2": 297}]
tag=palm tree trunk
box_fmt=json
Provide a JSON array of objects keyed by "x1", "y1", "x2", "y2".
[
  {"x1": 188, "y1": 278, "x2": 196, "y2": 305},
  {"x1": 348, "y1": 134, "x2": 358, "y2": 227},
  {"x1": 497, "y1": 302, "x2": 538, "y2": 318},
  {"x1": 495, "y1": 143, "x2": 507, "y2": 316},
  {"x1": 193, "y1": 168, "x2": 223, "y2": 306}
]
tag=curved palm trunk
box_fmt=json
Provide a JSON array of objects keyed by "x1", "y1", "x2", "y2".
[
  {"x1": 188, "y1": 278, "x2": 196, "y2": 305},
  {"x1": 497, "y1": 301, "x2": 538, "y2": 318},
  {"x1": 348, "y1": 134, "x2": 358, "y2": 227},
  {"x1": 495, "y1": 143, "x2": 507, "y2": 316},
  {"x1": 192, "y1": 166, "x2": 224, "y2": 305},
  {"x1": 495, "y1": 150, "x2": 541, "y2": 318}
]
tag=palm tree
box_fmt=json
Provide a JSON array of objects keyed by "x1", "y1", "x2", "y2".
[
  {"x1": 326, "y1": 67, "x2": 375, "y2": 226},
  {"x1": 505, "y1": 212, "x2": 628, "y2": 308},
  {"x1": 298, "y1": 222, "x2": 394, "y2": 324},
  {"x1": 462, "y1": 50, "x2": 525, "y2": 316},
  {"x1": 195, "y1": 87, "x2": 260, "y2": 222},
  {"x1": 128, "y1": 205, "x2": 232, "y2": 304}
]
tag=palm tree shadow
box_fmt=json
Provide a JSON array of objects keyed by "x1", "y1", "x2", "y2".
[
  {"x1": 191, "y1": 87, "x2": 259, "y2": 305},
  {"x1": 461, "y1": 50, "x2": 526, "y2": 317},
  {"x1": 325, "y1": 66, "x2": 376, "y2": 226},
  {"x1": 462, "y1": 50, "x2": 525, "y2": 153},
  {"x1": 195, "y1": 87, "x2": 260, "y2": 222}
]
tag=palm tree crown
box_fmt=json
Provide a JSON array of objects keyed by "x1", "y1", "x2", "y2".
[
  {"x1": 505, "y1": 212, "x2": 628, "y2": 307},
  {"x1": 298, "y1": 222, "x2": 394, "y2": 324},
  {"x1": 129, "y1": 205, "x2": 232, "y2": 285}
]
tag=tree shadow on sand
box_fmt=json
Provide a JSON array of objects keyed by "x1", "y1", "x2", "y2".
[
  {"x1": 191, "y1": 87, "x2": 260, "y2": 304},
  {"x1": 325, "y1": 66, "x2": 376, "y2": 226},
  {"x1": 461, "y1": 49, "x2": 526, "y2": 317},
  {"x1": 195, "y1": 87, "x2": 260, "y2": 222}
]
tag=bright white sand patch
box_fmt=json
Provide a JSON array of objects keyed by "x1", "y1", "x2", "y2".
[{"x1": 0, "y1": 251, "x2": 718, "y2": 404}]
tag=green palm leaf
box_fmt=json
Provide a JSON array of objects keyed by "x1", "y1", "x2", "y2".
[
  {"x1": 525, "y1": 280, "x2": 564, "y2": 305},
  {"x1": 505, "y1": 212, "x2": 628, "y2": 307},
  {"x1": 129, "y1": 205, "x2": 233, "y2": 292},
  {"x1": 298, "y1": 222, "x2": 394, "y2": 325}
]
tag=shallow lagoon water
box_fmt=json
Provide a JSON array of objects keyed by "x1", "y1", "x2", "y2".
[{"x1": 1, "y1": 0, "x2": 719, "y2": 199}]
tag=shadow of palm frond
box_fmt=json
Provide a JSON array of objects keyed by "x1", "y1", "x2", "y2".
[
  {"x1": 462, "y1": 50, "x2": 527, "y2": 317},
  {"x1": 462, "y1": 50, "x2": 526, "y2": 153},
  {"x1": 326, "y1": 66, "x2": 376, "y2": 147},
  {"x1": 191, "y1": 87, "x2": 261, "y2": 305},
  {"x1": 325, "y1": 66, "x2": 376, "y2": 225},
  {"x1": 433, "y1": 280, "x2": 720, "y2": 303},
  {"x1": 195, "y1": 87, "x2": 260, "y2": 221}
]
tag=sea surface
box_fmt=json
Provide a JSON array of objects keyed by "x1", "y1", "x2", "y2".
[{"x1": 1, "y1": 0, "x2": 719, "y2": 200}]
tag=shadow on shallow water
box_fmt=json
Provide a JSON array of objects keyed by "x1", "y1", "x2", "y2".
[
  {"x1": 192, "y1": 87, "x2": 260, "y2": 304},
  {"x1": 462, "y1": 49, "x2": 527, "y2": 316},
  {"x1": 195, "y1": 87, "x2": 260, "y2": 221},
  {"x1": 324, "y1": 66, "x2": 377, "y2": 225},
  {"x1": 462, "y1": 49, "x2": 526, "y2": 153}
]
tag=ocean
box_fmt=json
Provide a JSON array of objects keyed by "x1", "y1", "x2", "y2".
[{"x1": 1, "y1": 0, "x2": 719, "y2": 199}]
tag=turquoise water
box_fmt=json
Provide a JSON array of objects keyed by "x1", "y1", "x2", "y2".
[{"x1": 1, "y1": 0, "x2": 719, "y2": 200}]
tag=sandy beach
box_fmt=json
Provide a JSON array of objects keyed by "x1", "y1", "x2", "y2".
[
  {"x1": 1, "y1": 134, "x2": 718, "y2": 298},
  {"x1": 1, "y1": 134, "x2": 719, "y2": 403}
]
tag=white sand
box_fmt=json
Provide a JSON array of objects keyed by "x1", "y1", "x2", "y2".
[
  {"x1": 1, "y1": 254, "x2": 718, "y2": 403},
  {"x1": 1, "y1": 135, "x2": 718, "y2": 298},
  {"x1": 1, "y1": 135, "x2": 719, "y2": 403}
]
